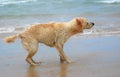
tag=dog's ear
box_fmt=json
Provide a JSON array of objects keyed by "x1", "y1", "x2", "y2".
[
  {"x1": 76, "y1": 18, "x2": 87, "y2": 25},
  {"x1": 76, "y1": 18, "x2": 82, "y2": 25},
  {"x1": 75, "y1": 18, "x2": 85, "y2": 32}
]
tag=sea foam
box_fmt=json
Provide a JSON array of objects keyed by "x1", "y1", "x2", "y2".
[
  {"x1": 0, "y1": 27, "x2": 25, "y2": 33},
  {"x1": 0, "y1": 0, "x2": 37, "y2": 6},
  {"x1": 97, "y1": 0, "x2": 120, "y2": 4}
]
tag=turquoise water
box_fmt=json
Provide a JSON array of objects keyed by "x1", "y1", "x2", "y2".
[
  {"x1": 0, "y1": 0, "x2": 120, "y2": 36},
  {"x1": 0, "y1": 0, "x2": 120, "y2": 15}
]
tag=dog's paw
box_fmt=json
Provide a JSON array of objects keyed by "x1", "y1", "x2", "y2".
[{"x1": 66, "y1": 59, "x2": 72, "y2": 63}]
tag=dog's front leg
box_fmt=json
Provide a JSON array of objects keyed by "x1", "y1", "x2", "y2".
[
  {"x1": 55, "y1": 43, "x2": 71, "y2": 63},
  {"x1": 58, "y1": 44, "x2": 64, "y2": 63},
  {"x1": 60, "y1": 56, "x2": 64, "y2": 63}
]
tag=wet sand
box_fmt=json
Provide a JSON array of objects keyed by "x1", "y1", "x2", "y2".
[{"x1": 0, "y1": 33, "x2": 120, "y2": 77}]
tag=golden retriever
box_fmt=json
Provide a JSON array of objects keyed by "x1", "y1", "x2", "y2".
[{"x1": 5, "y1": 17, "x2": 94, "y2": 65}]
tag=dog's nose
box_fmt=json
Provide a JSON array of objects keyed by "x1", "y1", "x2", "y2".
[{"x1": 92, "y1": 22, "x2": 94, "y2": 25}]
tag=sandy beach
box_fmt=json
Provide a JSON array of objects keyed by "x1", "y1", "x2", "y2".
[
  {"x1": 0, "y1": 33, "x2": 120, "y2": 77},
  {"x1": 0, "y1": 0, "x2": 120, "y2": 77}
]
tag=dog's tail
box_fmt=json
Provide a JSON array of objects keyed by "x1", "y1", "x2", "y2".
[{"x1": 5, "y1": 34, "x2": 19, "y2": 43}]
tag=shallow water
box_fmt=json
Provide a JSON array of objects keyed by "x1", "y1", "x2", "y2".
[{"x1": 0, "y1": 0, "x2": 120, "y2": 36}]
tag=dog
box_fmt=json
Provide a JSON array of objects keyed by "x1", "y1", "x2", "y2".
[{"x1": 5, "y1": 17, "x2": 94, "y2": 65}]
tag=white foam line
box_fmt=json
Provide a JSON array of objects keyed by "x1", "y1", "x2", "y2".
[
  {"x1": 97, "y1": 0, "x2": 120, "y2": 4},
  {"x1": 0, "y1": 26, "x2": 26, "y2": 33},
  {"x1": 0, "y1": 0, "x2": 37, "y2": 6},
  {"x1": 81, "y1": 31, "x2": 120, "y2": 36},
  {"x1": 0, "y1": 27, "x2": 15, "y2": 33}
]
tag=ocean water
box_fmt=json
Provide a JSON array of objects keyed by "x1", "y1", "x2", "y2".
[{"x1": 0, "y1": 0, "x2": 120, "y2": 36}]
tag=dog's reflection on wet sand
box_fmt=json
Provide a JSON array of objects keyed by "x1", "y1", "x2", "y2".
[
  {"x1": 28, "y1": 66, "x2": 39, "y2": 77},
  {"x1": 27, "y1": 63, "x2": 69, "y2": 77}
]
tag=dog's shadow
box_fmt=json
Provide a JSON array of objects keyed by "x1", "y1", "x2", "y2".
[{"x1": 27, "y1": 63, "x2": 69, "y2": 77}]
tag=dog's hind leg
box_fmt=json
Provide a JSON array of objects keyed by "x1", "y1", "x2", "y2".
[{"x1": 21, "y1": 38, "x2": 40, "y2": 65}]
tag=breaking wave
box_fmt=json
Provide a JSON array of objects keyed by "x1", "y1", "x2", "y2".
[
  {"x1": 0, "y1": 0, "x2": 37, "y2": 6},
  {"x1": 97, "y1": 0, "x2": 120, "y2": 4},
  {"x1": 0, "y1": 27, "x2": 25, "y2": 33},
  {"x1": 1, "y1": 27, "x2": 120, "y2": 37},
  {"x1": 77, "y1": 29, "x2": 120, "y2": 37}
]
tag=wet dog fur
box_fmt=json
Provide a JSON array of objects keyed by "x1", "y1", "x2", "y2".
[{"x1": 5, "y1": 17, "x2": 94, "y2": 65}]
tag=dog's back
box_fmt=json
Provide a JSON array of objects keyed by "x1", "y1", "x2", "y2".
[{"x1": 19, "y1": 23, "x2": 56, "y2": 47}]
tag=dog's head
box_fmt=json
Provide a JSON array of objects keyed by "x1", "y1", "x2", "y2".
[
  {"x1": 68, "y1": 17, "x2": 94, "y2": 34},
  {"x1": 76, "y1": 18, "x2": 94, "y2": 29}
]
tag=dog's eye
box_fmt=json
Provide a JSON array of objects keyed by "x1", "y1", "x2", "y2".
[{"x1": 86, "y1": 22, "x2": 88, "y2": 25}]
